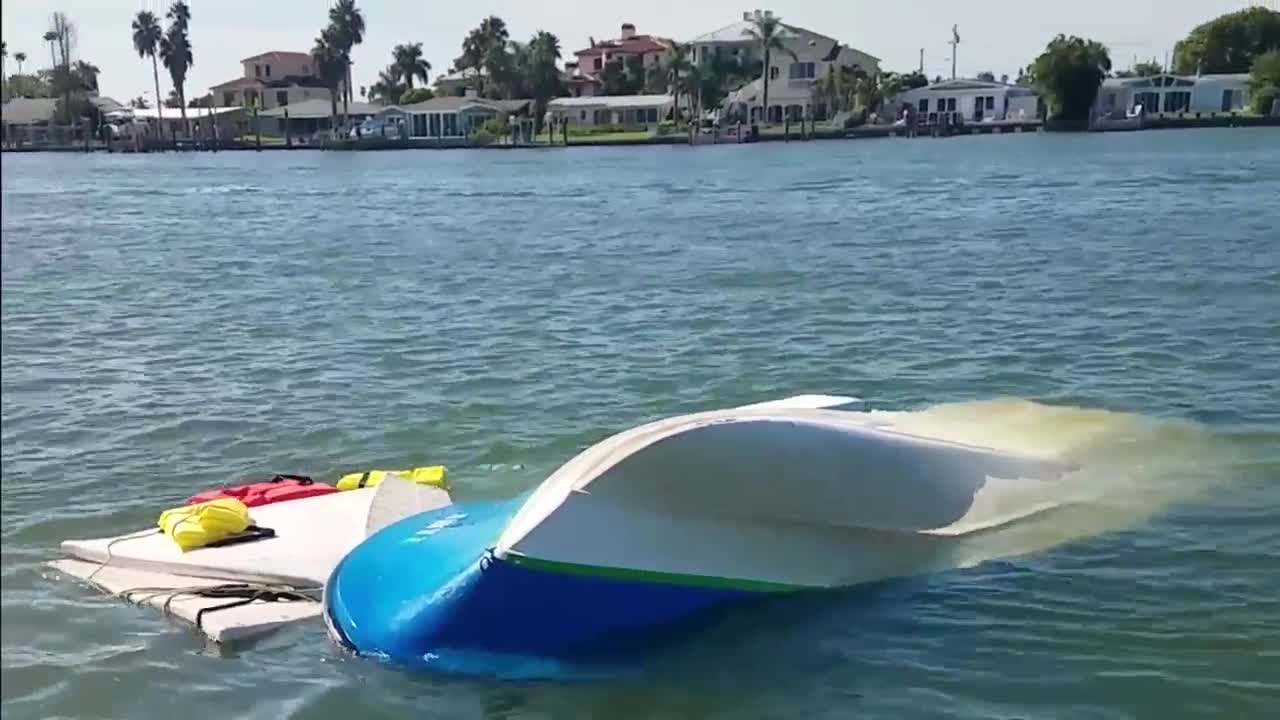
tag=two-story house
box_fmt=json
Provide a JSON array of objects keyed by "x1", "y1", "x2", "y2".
[
  {"x1": 566, "y1": 23, "x2": 674, "y2": 97},
  {"x1": 210, "y1": 51, "x2": 345, "y2": 110},
  {"x1": 688, "y1": 10, "x2": 880, "y2": 123}
]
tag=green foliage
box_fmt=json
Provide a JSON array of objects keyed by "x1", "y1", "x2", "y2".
[
  {"x1": 1249, "y1": 48, "x2": 1280, "y2": 114},
  {"x1": 900, "y1": 71, "x2": 929, "y2": 90},
  {"x1": 470, "y1": 116, "x2": 508, "y2": 145},
  {"x1": 600, "y1": 55, "x2": 647, "y2": 95},
  {"x1": 1029, "y1": 34, "x2": 1111, "y2": 124},
  {"x1": 976, "y1": 71, "x2": 995, "y2": 82},
  {"x1": 369, "y1": 67, "x2": 405, "y2": 104},
  {"x1": 1173, "y1": 7, "x2": 1280, "y2": 75},
  {"x1": 398, "y1": 87, "x2": 433, "y2": 104},
  {"x1": 392, "y1": 42, "x2": 431, "y2": 89},
  {"x1": 1133, "y1": 59, "x2": 1164, "y2": 77}
]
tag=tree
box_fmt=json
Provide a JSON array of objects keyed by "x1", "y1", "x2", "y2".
[
  {"x1": 1, "y1": 41, "x2": 6, "y2": 100},
  {"x1": 461, "y1": 16, "x2": 508, "y2": 96},
  {"x1": 368, "y1": 66, "x2": 405, "y2": 105},
  {"x1": 398, "y1": 87, "x2": 433, "y2": 104},
  {"x1": 73, "y1": 60, "x2": 99, "y2": 92},
  {"x1": 130, "y1": 95, "x2": 150, "y2": 109},
  {"x1": 1173, "y1": 7, "x2": 1280, "y2": 75},
  {"x1": 188, "y1": 93, "x2": 212, "y2": 108},
  {"x1": 525, "y1": 30, "x2": 563, "y2": 132},
  {"x1": 1249, "y1": 48, "x2": 1280, "y2": 115},
  {"x1": 900, "y1": 70, "x2": 929, "y2": 90},
  {"x1": 392, "y1": 42, "x2": 431, "y2": 89},
  {"x1": 1133, "y1": 59, "x2": 1164, "y2": 77},
  {"x1": 1029, "y1": 34, "x2": 1111, "y2": 125},
  {"x1": 743, "y1": 12, "x2": 797, "y2": 124},
  {"x1": 654, "y1": 43, "x2": 691, "y2": 122},
  {"x1": 311, "y1": 28, "x2": 345, "y2": 134},
  {"x1": 327, "y1": 0, "x2": 364, "y2": 127},
  {"x1": 47, "y1": 13, "x2": 76, "y2": 123},
  {"x1": 599, "y1": 55, "x2": 647, "y2": 96},
  {"x1": 976, "y1": 71, "x2": 995, "y2": 82},
  {"x1": 159, "y1": 2, "x2": 193, "y2": 136},
  {"x1": 132, "y1": 10, "x2": 165, "y2": 141},
  {"x1": 15, "y1": 51, "x2": 26, "y2": 76}
]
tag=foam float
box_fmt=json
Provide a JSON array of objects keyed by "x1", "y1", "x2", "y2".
[{"x1": 323, "y1": 395, "x2": 1076, "y2": 669}]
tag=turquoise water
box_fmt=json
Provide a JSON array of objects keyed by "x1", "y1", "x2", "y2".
[{"x1": 3, "y1": 129, "x2": 1279, "y2": 718}]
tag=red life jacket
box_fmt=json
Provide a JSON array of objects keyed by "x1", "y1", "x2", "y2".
[{"x1": 187, "y1": 474, "x2": 339, "y2": 508}]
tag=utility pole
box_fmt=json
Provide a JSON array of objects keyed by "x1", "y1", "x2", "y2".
[
  {"x1": 919, "y1": 48, "x2": 924, "y2": 75},
  {"x1": 949, "y1": 25, "x2": 960, "y2": 80}
]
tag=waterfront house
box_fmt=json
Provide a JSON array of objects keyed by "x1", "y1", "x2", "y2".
[
  {"x1": 548, "y1": 95, "x2": 674, "y2": 129},
  {"x1": 258, "y1": 98, "x2": 378, "y2": 137},
  {"x1": 1093, "y1": 73, "x2": 1251, "y2": 119},
  {"x1": 125, "y1": 105, "x2": 249, "y2": 140},
  {"x1": 687, "y1": 10, "x2": 880, "y2": 123},
  {"x1": 210, "y1": 51, "x2": 344, "y2": 110},
  {"x1": 377, "y1": 96, "x2": 531, "y2": 139},
  {"x1": 566, "y1": 24, "x2": 674, "y2": 97},
  {"x1": 433, "y1": 67, "x2": 484, "y2": 97},
  {"x1": 886, "y1": 78, "x2": 1041, "y2": 127}
]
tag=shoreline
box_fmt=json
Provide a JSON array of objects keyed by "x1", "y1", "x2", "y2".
[{"x1": 2, "y1": 115, "x2": 1275, "y2": 154}]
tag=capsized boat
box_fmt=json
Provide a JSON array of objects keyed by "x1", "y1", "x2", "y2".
[{"x1": 323, "y1": 395, "x2": 1076, "y2": 668}]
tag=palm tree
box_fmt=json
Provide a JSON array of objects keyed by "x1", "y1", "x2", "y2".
[
  {"x1": 159, "y1": 4, "x2": 193, "y2": 137},
  {"x1": 15, "y1": 51, "x2": 27, "y2": 76},
  {"x1": 368, "y1": 67, "x2": 405, "y2": 105},
  {"x1": 1, "y1": 42, "x2": 6, "y2": 99},
  {"x1": 742, "y1": 13, "x2": 796, "y2": 124},
  {"x1": 73, "y1": 60, "x2": 99, "y2": 93},
  {"x1": 527, "y1": 31, "x2": 563, "y2": 132},
  {"x1": 462, "y1": 16, "x2": 509, "y2": 96},
  {"x1": 132, "y1": 10, "x2": 165, "y2": 141},
  {"x1": 657, "y1": 43, "x2": 691, "y2": 124},
  {"x1": 327, "y1": 0, "x2": 365, "y2": 128},
  {"x1": 392, "y1": 43, "x2": 431, "y2": 90},
  {"x1": 311, "y1": 28, "x2": 345, "y2": 135}
]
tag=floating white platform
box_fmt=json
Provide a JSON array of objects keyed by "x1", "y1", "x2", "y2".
[{"x1": 52, "y1": 480, "x2": 453, "y2": 645}]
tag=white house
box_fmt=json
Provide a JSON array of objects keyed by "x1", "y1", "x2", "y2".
[
  {"x1": 548, "y1": 95, "x2": 674, "y2": 129},
  {"x1": 1094, "y1": 73, "x2": 1251, "y2": 118},
  {"x1": 687, "y1": 10, "x2": 881, "y2": 123},
  {"x1": 887, "y1": 78, "x2": 1041, "y2": 126},
  {"x1": 376, "y1": 96, "x2": 531, "y2": 139}
]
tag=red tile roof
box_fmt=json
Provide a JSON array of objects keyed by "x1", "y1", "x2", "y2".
[{"x1": 573, "y1": 35, "x2": 672, "y2": 58}]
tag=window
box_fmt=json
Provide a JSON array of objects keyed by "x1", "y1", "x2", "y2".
[
  {"x1": 645, "y1": 108, "x2": 658, "y2": 123},
  {"x1": 918, "y1": 98, "x2": 928, "y2": 112},
  {"x1": 223, "y1": 92, "x2": 235, "y2": 106},
  {"x1": 579, "y1": 110, "x2": 586, "y2": 120},
  {"x1": 985, "y1": 95, "x2": 995, "y2": 110},
  {"x1": 770, "y1": 66, "x2": 780, "y2": 80},
  {"x1": 265, "y1": 64, "x2": 272, "y2": 78},
  {"x1": 276, "y1": 90, "x2": 288, "y2": 107},
  {"x1": 302, "y1": 64, "x2": 309, "y2": 75},
  {"x1": 254, "y1": 64, "x2": 261, "y2": 77},
  {"x1": 1133, "y1": 91, "x2": 1159, "y2": 112},
  {"x1": 428, "y1": 113, "x2": 441, "y2": 136},
  {"x1": 444, "y1": 113, "x2": 459, "y2": 135},
  {"x1": 788, "y1": 62, "x2": 815, "y2": 80},
  {"x1": 1163, "y1": 91, "x2": 1190, "y2": 112},
  {"x1": 593, "y1": 57, "x2": 602, "y2": 70},
  {"x1": 946, "y1": 98, "x2": 956, "y2": 112}
]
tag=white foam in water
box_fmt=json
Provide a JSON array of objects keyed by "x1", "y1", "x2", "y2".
[{"x1": 863, "y1": 398, "x2": 1223, "y2": 571}]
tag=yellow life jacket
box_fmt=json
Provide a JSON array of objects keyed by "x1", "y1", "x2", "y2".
[
  {"x1": 336, "y1": 465, "x2": 447, "y2": 491},
  {"x1": 158, "y1": 497, "x2": 252, "y2": 552}
]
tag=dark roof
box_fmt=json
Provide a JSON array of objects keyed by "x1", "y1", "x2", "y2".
[{"x1": 242, "y1": 51, "x2": 311, "y2": 63}]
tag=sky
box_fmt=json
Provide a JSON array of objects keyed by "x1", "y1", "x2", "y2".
[{"x1": 2, "y1": 0, "x2": 1275, "y2": 103}]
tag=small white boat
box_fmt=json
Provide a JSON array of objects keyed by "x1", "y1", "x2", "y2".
[{"x1": 325, "y1": 395, "x2": 1076, "y2": 669}]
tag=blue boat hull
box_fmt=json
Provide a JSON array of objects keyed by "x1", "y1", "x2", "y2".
[{"x1": 323, "y1": 500, "x2": 757, "y2": 672}]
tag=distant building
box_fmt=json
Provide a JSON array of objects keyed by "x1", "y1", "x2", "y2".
[
  {"x1": 433, "y1": 67, "x2": 484, "y2": 97},
  {"x1": 258, "y1": 98, "x2": 379, "y2": 137},
  {"x1": 209, "y1": 51, "x2": 345, "y2": 110},
  {"x1": 886, "y1": 78, "x2": 1041, "y2": 126},
  {"x1": 566, "y1": 23, "x2": 674, "y2": 97},
  {"x1": 688, "y1": 10, "x2": 880, "y2": 123},
  {"x1": 1094, "y1": 73, "x2": 1251, "y2": 118},
  {"x1": 548, "y1": 94, "x2": 673, "y2": 129}
]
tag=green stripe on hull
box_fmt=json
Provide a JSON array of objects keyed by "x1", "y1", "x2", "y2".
[{"x1": 503, "y1": 552, "x2": 804, "y2": 593}]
